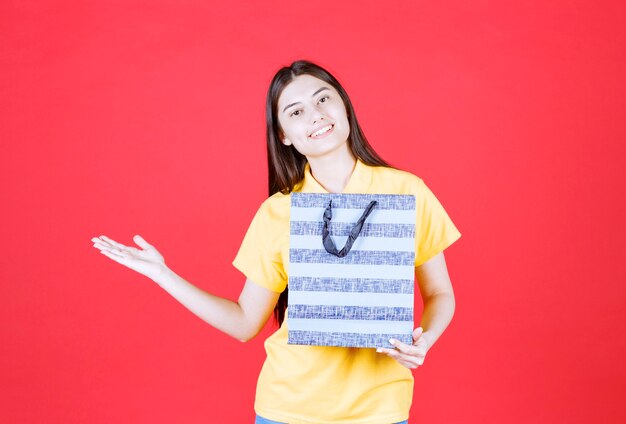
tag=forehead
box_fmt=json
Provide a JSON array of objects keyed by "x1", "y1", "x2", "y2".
[{"x1": 278, "y1": 74, "x2": 335, "y2": 107}]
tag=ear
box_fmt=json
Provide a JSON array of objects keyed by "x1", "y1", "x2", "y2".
[{"x1": 277, "y1": 127, "x2": 291, "y2": 146}]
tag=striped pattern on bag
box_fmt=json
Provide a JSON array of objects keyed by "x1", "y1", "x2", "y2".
[{"x1": 287, "y1": 193, "x2": 416, "y2": 348}]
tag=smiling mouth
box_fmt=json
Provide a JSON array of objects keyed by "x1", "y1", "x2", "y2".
[{"x1": 309, "y1": 124, "x2": 334, "y2": 139}]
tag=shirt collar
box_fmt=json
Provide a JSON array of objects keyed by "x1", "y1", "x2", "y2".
[{"x1": 297, "y1": 158, "x2": 373, "y2": 194}]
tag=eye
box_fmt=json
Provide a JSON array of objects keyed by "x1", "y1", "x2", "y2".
[
  {"x1": 318, "y1": 95, "x2": 330, "y2": 104},
  {"x1": 290, "y1": 109, "x2": 302, "y2": 117}
]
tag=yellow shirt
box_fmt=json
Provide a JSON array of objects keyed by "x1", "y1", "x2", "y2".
[{"x1": 233, "y1": 159, "x2": 461, "y2": 424}]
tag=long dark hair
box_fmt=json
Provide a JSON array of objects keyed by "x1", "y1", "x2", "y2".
[{"x1": 265, "y1": 60, "x2": 391, "y2": 326}]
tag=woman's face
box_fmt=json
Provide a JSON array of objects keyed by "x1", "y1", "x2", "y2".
[{"x1": 276, "y1": 74, "x2": 350, "y2": 159}]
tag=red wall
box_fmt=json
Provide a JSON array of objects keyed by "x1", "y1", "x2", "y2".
[{"x1": 2, "y1": 1, "x2": 624, "y2": 423}]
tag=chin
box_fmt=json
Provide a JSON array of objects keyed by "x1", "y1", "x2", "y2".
[{"x1": 305, "y1": 141, "x2": 350, "y2": 159}]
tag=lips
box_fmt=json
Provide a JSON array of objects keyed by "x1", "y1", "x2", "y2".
[{"x1": 308, "y1": 124, "x2": 334, "y2": 139}]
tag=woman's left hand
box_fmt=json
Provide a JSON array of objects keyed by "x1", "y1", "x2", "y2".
[{"x1": 376, "y1": 327, "x2": 430, "y2": 369}]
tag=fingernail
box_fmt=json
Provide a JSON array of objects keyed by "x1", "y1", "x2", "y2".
[
  {"x1": 389, "y1": 338, "x2": 396, "y2": 345},
  {"x1": 376, "y1": 348, "x2": 382, "y2": 353}
]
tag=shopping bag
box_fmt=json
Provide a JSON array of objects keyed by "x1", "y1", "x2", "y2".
[{"x1": 288, "y1": 193, "x2": 416, "y2": 348}]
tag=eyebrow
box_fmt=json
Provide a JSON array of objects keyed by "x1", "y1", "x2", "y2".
[{"x1": 282, "y1": 87, "x2": 330, "y2": 113}]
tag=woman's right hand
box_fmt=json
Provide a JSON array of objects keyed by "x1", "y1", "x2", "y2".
[{"x1": 92, "y1": 234, "x2": 166, "y2": 280}]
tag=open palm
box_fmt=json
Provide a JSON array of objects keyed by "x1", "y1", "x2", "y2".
[{"x1": 92, "y1": 234, "x2": 166, "y2": 280}]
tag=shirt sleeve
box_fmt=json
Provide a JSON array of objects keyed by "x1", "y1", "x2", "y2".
[
  {"x1": 232, "y1": 200, "x2": 288, "y2": 293},
  {"x1": 414, "y1": 179, "x2": 462, "y2": 267}
]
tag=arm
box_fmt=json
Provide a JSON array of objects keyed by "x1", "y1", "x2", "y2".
[
  {"x1": 377, "y1": 251, "x2": 456, "y2": 368},
  {"x1": 415, "y1": 251, "x2": 456, "y2": 349},
  {"x1": 153, "y1": 269, "x2": 280, "y2": 343},
  {"x1": 92, "y1": 234, "x2": 279, "y2": 343}
]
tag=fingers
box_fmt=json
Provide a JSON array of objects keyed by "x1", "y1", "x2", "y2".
[
  {"x1": 377, "y1": 347, "x2": 424, "y2": 369},
  {"x1": 93, "y1": 241, "x2": 128, "y2": 257},
  {"x1": 376, "y1": 336, "x2": 428, "y2": 370},
  {"x1": 132, "y1": 234, "x2": 152, "y2": 250},
  {"x1": 412, "y1": 326, "x2": 423, "y2": 342},
  {"x1": 389, "y1": 338, "x2": 420, "y2": 356},
  {"x1": 92, "y1": 237, "x2": 115, "y2": 253},
  {"x1": 96, "y1": 235, "x2": 126, "y2": 250},
  {"x1": 98, "y1": 246, "x2": 131, "y2": 263},
  {"x1": 93, "y1": 236, "x2": 138, "y2": 272},
  {"x1": 92, "y1": 235, "x2": 144, "y2": 254}
]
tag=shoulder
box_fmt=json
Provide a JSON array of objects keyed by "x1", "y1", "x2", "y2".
[
  {"x1": 239, "y1": 192, "x2": 290, "y2": 249},
  {"x1": 262, "y1": 191, "x2": 291, "y2": 210},
  {"x1": 369, "y1": 165, "x2": 426, "y2": 194},
  {"x1": 254, "y1": 191, "x2": 291, "y2": 224}
]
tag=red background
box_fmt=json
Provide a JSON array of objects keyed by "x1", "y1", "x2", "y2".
[{"x1": 2, "y1": 1, "x2": 625, "y2": 423}]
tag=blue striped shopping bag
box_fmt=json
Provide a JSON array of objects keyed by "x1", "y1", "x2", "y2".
[{"x1": 288, "y1": 193, "x2": 416, "y2": 349}]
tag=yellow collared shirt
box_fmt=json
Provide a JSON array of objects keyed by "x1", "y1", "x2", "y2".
[{"x1": 233, "y1": 160, "x2": 461, "y2": 424}]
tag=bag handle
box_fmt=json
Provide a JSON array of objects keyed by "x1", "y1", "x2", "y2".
[{"x1": 322, "y1": 199, "x2": 377, "y2": 258}]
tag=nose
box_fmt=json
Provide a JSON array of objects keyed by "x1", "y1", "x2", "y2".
[{"x1": 311, "y1": 106, "x2": 326, "y2": 124}]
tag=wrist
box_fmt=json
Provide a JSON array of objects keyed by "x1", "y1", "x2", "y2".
[{"x1": 151, "y1": 263, "x2": 171, "y2": 285}]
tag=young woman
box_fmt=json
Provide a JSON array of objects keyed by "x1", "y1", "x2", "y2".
[{"x1": 92, "y1": 60, "x2": 461, "y2": 424}]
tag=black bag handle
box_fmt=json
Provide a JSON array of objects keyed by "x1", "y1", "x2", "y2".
[{"x1": 322, "y1": 199, "x2": 377, "y2": 258}]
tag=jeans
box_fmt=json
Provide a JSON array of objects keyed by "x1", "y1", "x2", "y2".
[{"x1": 255, "y1": 414, "x2": 408, "y2": 424}]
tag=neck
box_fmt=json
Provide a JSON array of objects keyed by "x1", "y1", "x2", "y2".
[{"x1": 307, "y1": 145, "x2": 357, "y2": 193}]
